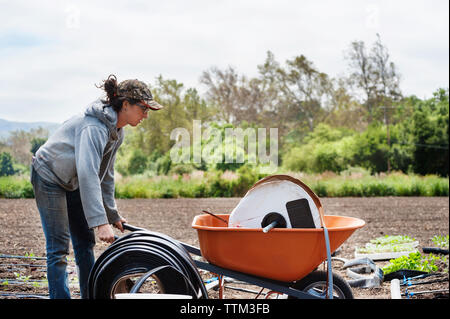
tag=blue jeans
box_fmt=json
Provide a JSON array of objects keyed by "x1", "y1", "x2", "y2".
[{"x1": 31, "y1": 166, "x2": 96, "y2": 299}]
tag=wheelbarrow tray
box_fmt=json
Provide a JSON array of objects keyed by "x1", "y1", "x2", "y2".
[{"x1": 192, "y1": 214, "x2": 365, "y2": 282}]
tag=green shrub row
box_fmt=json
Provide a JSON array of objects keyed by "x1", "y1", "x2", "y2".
[
  {"x1": 0, "y1": 176, "x2": 34, "y2": 198},
  {"x1": 0, "y1": 169, "x2": 448, "y2": 199},
  {"x1": 115, "y1": 166, "x2": 265, "y2": 199},
  {"x1": 309, "y1": 178, "x2": 449, "y2": 197}
]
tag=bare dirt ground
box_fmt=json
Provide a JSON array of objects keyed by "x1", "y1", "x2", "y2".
[{"x1": 0, "y1": 197, "x2": 448, "y2": 300}]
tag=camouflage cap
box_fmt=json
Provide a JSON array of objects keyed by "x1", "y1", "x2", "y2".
[{"x1": 117, "y1": 79, "x2": 163, "y2": 110}]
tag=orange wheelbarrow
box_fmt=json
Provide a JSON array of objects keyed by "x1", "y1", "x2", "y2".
[
  {"x1": 190, "y1": 213, "x2": 364, "y2": 299},
  {"x1": 189, "y1": 175, "x2": 365, "y2": 299}
]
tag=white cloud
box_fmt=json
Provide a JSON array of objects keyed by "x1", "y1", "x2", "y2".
[{"x1": 0, "y1": 0, "x2": 448, "y2": 123}]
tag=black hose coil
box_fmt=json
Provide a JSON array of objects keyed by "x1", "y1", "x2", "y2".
[{"x1": 87, "y1": 227, "x2": 208, "y2": 299}]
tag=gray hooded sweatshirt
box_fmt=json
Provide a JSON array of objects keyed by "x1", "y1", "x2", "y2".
[{"x1": 32, "y1": 99, "x2": 124, "y2": 229}]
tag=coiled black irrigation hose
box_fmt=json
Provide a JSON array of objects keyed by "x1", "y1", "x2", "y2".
[{"x1": 87, "y1": 224, "x2": 208, "y2": 299}]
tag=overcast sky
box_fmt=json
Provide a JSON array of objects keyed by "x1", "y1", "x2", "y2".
[{"x1": 0, "y1": 0, "x2": 448, "y2": 123}]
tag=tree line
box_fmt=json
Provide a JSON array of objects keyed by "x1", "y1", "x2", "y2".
[{"x1": 1, "y1": 35, "x2": 448, "y2": 177}]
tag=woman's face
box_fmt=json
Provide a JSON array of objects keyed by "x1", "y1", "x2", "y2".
[{"x1": 121, "y1": 100, "x2": 149, "y2": 127}]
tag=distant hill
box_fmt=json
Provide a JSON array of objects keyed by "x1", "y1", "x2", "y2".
[{"x1": 0, "y1": 118, "x2": 60, "y2": 139}]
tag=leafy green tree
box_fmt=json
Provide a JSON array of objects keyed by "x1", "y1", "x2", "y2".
[
  {"x1": 387, "y1": 123, "x2": 414, "y2": 173},
  {"x1": 411, "y1": 89, "x2": 449, "y2": 176},
  {"x1": 127, "y1": 149, "x2": 148, "y2": 175},
  {"x1": 281, "y1": 124, "x2": 356, "y2": 173},
  {"x1": 30, "y1": 137, "x2": 47, "y2": 155},
  {"x1": 352, "y1": 124, "x2": 389, "y2": 173},
  {"x1": 0, "y1": 152, "x2": 15, "y2": 176},
  {"x1": 155, "y1": 153, "x2": 172, "y2": 175}
]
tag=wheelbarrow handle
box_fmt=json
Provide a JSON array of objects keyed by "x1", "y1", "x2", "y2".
[
  {"x1": 118, "y1": 222, "x2": 203, "y2": 256},
  {"x1": 112, "y1": 223, "x2": 143, "y2": 241},
  {"x1": 122, "y1": 223, "x2": 144, "y2": 232}
]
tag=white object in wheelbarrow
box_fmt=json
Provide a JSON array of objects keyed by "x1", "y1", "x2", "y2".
[{"x1": 228, "y1": 176, "x2": 321, "y2": 229}]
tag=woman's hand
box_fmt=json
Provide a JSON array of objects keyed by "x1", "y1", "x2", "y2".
[
  {"x1": 97, "y1": 217, "x2": 128, "y2": 243},
  {"x1": 113, "y1": 216, "x2": 128, "y2": 232},
  {"x1": 96, "y1": 224, "x2": 116, "y2": 243}
]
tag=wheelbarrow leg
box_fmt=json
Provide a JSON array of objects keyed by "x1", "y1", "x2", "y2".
[
  {"x1": 323, "y1": 226, "x2": 334, "y2": 299},
  {"x1": 194, "y1": 260, "x2": 320, "y2": 299},
  {"x1": 218, "y1": 275, "x2": 224, "y2": 299}
]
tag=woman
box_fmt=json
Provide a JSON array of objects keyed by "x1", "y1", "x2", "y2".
[{"x1": 31, "y1": 75, "x2": 163, "y2": 299}]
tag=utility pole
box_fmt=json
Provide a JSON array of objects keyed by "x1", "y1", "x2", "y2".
[{"x1": 380, "y1": 106, "x2": 395, "y2": 174}]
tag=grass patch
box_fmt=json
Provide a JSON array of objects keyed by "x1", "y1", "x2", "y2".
[
  {"x1": 0, "y1": 169, "x2": 448, "y2": 199},
  {"x1": 295, "y1": 171, "x2": 449, "y2": 197},
  {"x1": 0, "y1": 175, "x2": 34, "y2": 198}
]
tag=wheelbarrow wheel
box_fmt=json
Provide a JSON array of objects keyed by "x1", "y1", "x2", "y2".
[{"x1": 288, "y1": 270, "x2": 354, "y2": 299}]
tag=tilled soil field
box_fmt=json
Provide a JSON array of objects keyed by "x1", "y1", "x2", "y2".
[{"x1": 0, "y1": 197, "x2": 448, "y2": 300}]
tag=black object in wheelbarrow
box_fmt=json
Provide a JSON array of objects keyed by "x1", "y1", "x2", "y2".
[
  {"x1": 285, "y1": 198, "x2": 316, "y2": 228},
  {"x1": 87, "y1": 227, "x2": 208, "y2": 299}
]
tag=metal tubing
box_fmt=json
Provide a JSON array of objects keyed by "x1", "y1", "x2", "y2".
[
  {"x1": 194, "y1": 260, "x2": 320, "y2": 299},
  {"x1": 0, "y1": 254, "x2": 47, "y2": 260},
  {"x1": 262, "y1": 221, "x2": 278, "y2": 233},
  {"x1": 323, "y1": 226, "x2": 334, "y2": 299}
]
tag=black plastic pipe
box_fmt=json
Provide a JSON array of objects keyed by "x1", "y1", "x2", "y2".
[{"x1": 87, "y1": 224, "x2": 208, "y2": 299}]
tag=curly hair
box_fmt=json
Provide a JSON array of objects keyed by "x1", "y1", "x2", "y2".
[{"x1": 96, "y1": 74, "x2": 139, "y2": 112}]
